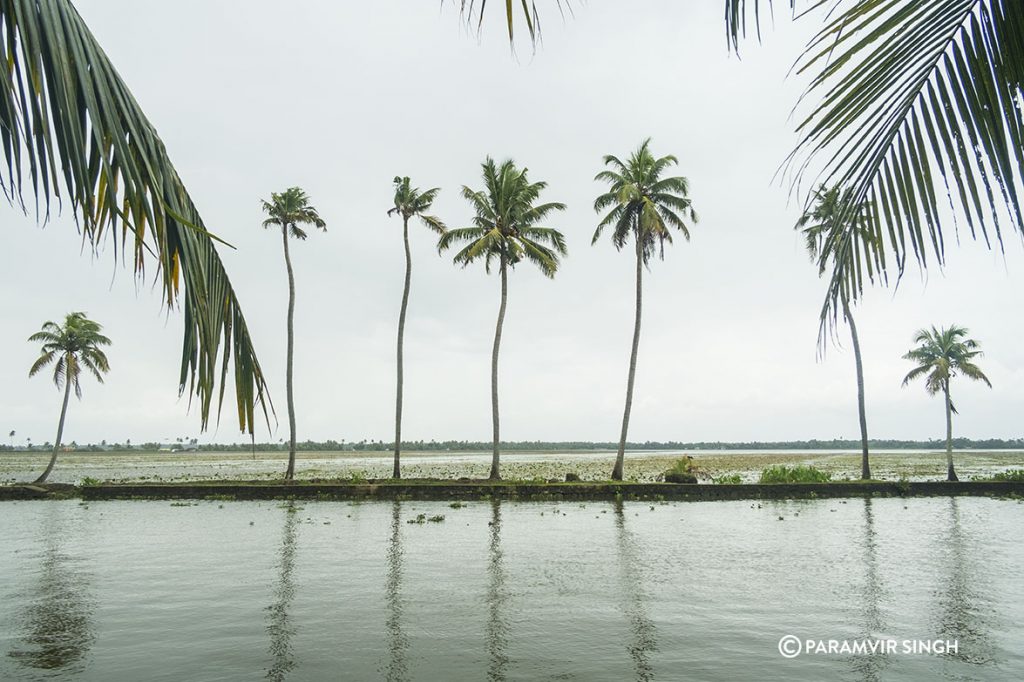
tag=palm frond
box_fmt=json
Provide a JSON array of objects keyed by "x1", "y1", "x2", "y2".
[
  {"x1": 0, "y1": 0, "x2": 269, "y2": 433},
  {"x1": 787, "y1": 1, "x2": 1024, "y2": 335}
]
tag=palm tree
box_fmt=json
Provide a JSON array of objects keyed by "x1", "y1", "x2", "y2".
[
  {"x1": 1, "y1": 1, "x2": 269, "y2": 435},
  {"x1": 796, "y1": 185, "x2": 876, "y2": 479},
  {"x1": 261, "y1": 187, "x2": 327, "y2": 480},
  {"x1": 438, "y1": 158, "x2": 567, "y2": 480},
  {"x1": 902, "y1": 326, "x2": 992, "y2": 482},
  {"x1": 476, "y1": 2, "x2": 1024, "y2": 337},
  {"x1": 7, "y1": 430, "x2": 14, "y2": 449},
  {"x1": 594, "y1": 139, "x2": 698, "y2": 481},
  {"x1": 387, "y1": 177, "x2": 447, "y2": 479},
  {"x1": 27, "y1": 313, "x2": 111, "y2": 484}
]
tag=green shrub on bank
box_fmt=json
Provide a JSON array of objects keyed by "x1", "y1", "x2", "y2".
[
  {"x1": 989, "y1": 469, "x2": 1024, "y2": 482},
  {"x1": 663, "y1": 458, "x2": 698, "y2": 484},
  {"x1": 713, "y1": 474, "x2": 743, "y2": 485},
  {"x1": 759, "y1": 465, "x2": 831, "y2": 484}
]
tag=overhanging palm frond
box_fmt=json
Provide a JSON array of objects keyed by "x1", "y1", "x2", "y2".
[
  {"x1": 795, "y1": 1, "x2": 1024, "y2": 333},
  {"x1": 724, "y1": 0, "x2": 802, "y2": 52},
  {"x1": 0, "y1": 0, "x2": 269, "y2": 433},
  {"x1": 451, "y1": 0, "x2": 571, "y2": 45},
  {"x1": 726, "y1": 2, "x2": 1023, "y2": 342}
]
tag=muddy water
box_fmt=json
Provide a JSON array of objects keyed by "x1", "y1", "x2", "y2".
[{"x1": 1, "y1": 497, "x2": 1021, "y2": 680}]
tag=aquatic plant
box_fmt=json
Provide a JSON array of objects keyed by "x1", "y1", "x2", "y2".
[
  {"x1": 663, "y1": 458, "x2": 699, "y2": 484},
  {"x1": 759, "y1": 465, "x2": 831, "y2": 484}
]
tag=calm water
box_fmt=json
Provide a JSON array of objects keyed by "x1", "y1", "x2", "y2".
[{"x1": 0, "y1": 497, "x2": 1021, "y2": 681}]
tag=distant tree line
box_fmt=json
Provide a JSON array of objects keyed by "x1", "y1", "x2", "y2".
[{"x1": 3, "y1": 437, "x2": 1022, "y2": 454}]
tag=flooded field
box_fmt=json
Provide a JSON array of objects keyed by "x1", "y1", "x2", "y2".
[
  {"x1": 2, "y1": 449, "x2": 1022, "y2": 485},
  {"x1": 1, "y1": 496, "x2": 1022, "y2": 680}
]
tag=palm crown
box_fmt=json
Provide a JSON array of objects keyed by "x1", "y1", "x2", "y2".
[
  {"x1": 29, "y1": 312, "x2": 112, "y2": 398},
  {"x1": 796, "y1": 185, "x2": 879, "y2": 306},
  {"x1": 438, "y1": 158, "x2": 567, "y2": 276},
  {"x1": 593, "y1": 139, "x2": 698, "y2": 264},
  {"x1": 796, "y1": 186, "x2": 875, "y2": 270},
  {"x1": 261, "y1": 187, "x2": 327, "y2": 239},
  {"x1": 902, "y1": 326, "x2": 992, "y2": 402},
  {"x1": 388, "y1": 176, "x2": 446, "y2": 233}
]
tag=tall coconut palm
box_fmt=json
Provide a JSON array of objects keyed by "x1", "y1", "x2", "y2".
[
  {"x1": 796, "y1": 185, "x2": 876, "y2": 479},
  {"x1": 261, "y1": 187, "x2": 326, "y2": 481},
  {"x1": 438, "y1": 158, "x2": 567, "y2": 480},
  {"x1": 387, "y1": 177, "x2": 447, "y2": 479},
  {"x1": 902, "y1": 326, "x2": 992, "y2": 482},
  {"x1": 594, "y1": 139, "x2": 698, "y2": 481},
  {"x1": 1, "y1": 1, "x2": 269, "y2": 435},
  {"x1": 27, "y1": 313, "x2": 111, "y2": 484}
]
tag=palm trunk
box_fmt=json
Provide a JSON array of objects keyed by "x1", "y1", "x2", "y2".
[
  {"x1": 844, "y1": 300, "x2": 871, "y2": 480},
  {"x1": 490, "y1": 254, "x2": 508, "y2": 481},
  {"x1": 613, "y1": 240, "x2": 644, "y2": 481},
  {"x1": 944, "y1": 380, "x2": 957, "y2": 482},
  {"x1": 393, "y1": 216, "x2": 412, "y2": 479},
  {"x1": 282, "y1": 227, "x2": 298, "y2": 481},
  {"x1": 35, "y1": 363, "x2": 72, "y2": 484}
]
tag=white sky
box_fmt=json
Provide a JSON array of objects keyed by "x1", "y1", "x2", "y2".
[{"x1": 1, "y1": 1, "x2": 1021, "y2": 446}]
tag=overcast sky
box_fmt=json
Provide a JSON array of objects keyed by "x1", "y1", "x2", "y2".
[{"x1": 1, "y1": 1, "x2": 1021, "y2": 446}]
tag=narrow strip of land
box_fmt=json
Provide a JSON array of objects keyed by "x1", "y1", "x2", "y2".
[{"x1": 3, "y1": 480, "x2": 1023, "y2": 502}]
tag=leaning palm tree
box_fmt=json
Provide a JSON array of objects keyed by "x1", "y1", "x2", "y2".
[
  {"x1": 796, "y1": 185, "x2": 877, "y2": 479},
  {"x1": 902, "y1": 326, "x2": 992, "y2": 482},
  {"x1": 261, "y1": 187, "x2": 327, "y2": 480},
  {"x1": 28, "y1": 313, "x2": 111, "y2": 484},
  {"x1": 1, "y1": 1, "x2": 269, "y2": 435},
  {"x1": 387, "y1": 177, "x2": 446, "y2": 479},
  {"x1": 438, "y1": 158, "x2": 567, "y2": 480},
  {"x1": 594, "y1": 139, "x2": 698, "y2": 481}
]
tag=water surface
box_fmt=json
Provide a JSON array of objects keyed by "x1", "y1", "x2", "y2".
[{"x1": 1, "y1": 497, "x2": 1021, "y2": 680}]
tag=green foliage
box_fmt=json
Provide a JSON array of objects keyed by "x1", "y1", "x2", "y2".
[
  {"x1": 0, "y1": 0, "x2": 268, "y2": 433},
  {"x1": 759, "y1": 465, "x2": 831, "y2": 484},
  {"x1": 388, "y1": 177, "x2": 446, "y2": 234},
  {"x1": 902, "y1": 326, "x2": 992, "y2": 401},
  {"x1": 713, "y1": 474, "x2": 743, "y2": 485},
  {"x1": 727, "y1": 2, "x2": 1024, "y2": 340},
  {"x1": 990, "y1": 470, "x2": 1024, "y2": 482},
  {"x1": 261, "y1": 187, "x2": 327, "y2": 241},
  {"x1": 80, "y1": 476, "x2": 101, "y2": 487},
  {"x1": 449, "y1": 501, "x2": 467, "y2": 509},
  {"x1": 347, "y1": 470, "x2": 368, "y2": 485},
  {"x1": 663, "y1": 458, "x2": 698, "y2": 484},
  {"x1": 29, "y1": 313, "x2": 112, "y2": 398},
  {"x1": 593, "y1": 138, "x2": 698, "y2": 264},
  {"x1": 438, "y1": 157, "x2": 567, "y2": 277}
]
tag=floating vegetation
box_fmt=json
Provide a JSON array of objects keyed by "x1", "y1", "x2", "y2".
[{"x1": 759, "y1": 465, "x2": 832, "y2": 484}]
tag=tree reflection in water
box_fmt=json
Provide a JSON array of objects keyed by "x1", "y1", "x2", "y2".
[
  {"x1": 612, "y1": 499, "x2": 657, "y2": 682},
  {"x1": 486, "y1": 498, "x2": 510, "y2": 682},
  {"x1": 850, "y1": 497, "x2": 889, "y2": 681},
  {"x1": 265, "y1": 503, "x2": 299, "y2": 681},
  {"x1": 384, "y1": 499, "x2": 409, "y2": 682},
  {"x1": 8, "y1": 504, "x2": 94, "y2": 675},
  {"x1": 935, "y1": 497, "x2": 995, "y2": 666}
]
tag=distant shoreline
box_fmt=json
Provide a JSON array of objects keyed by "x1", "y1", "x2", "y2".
[{"x1": 3, "y1": 438, "x2": 1022, "y2": 454}]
